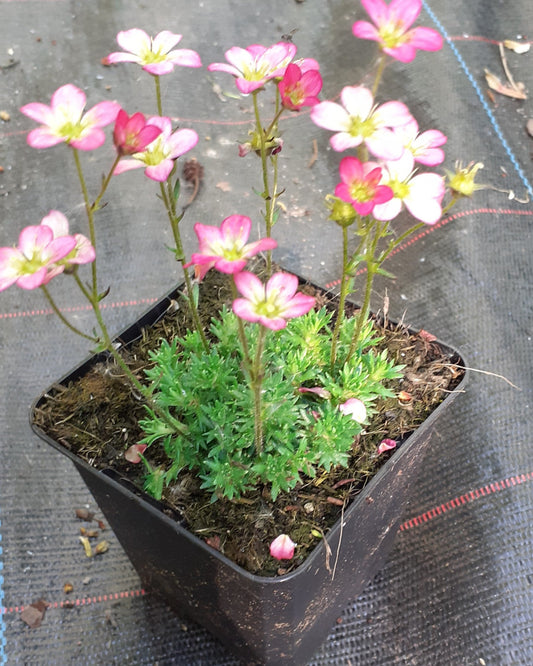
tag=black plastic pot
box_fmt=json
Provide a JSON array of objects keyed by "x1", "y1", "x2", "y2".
[{"x1": 30, "y1": 282, "x2": 467, "y2": 666}]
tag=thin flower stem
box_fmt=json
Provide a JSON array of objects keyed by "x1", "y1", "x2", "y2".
[
  {"x1": 72, "y1": 148, "x2": 98, "y2": 300},
  {"x1": 40, "y1": 285, "x2": 98, "y2": 342},
  {"x1": 372, "y1": 53, "x2": 387, "y2": 97},
  {"x1": 92, "y1": 154, "x2": 121, "y2": 211},
  {"x1": 345, "y1": 221, "x2": 384, "y2": 364},
  {"x1": 252, "y1": 91, "x2": 278, "y2": 275},
  {"x1": 230, "y1": 279, "x2": 252, "y2": 368},
  {"x1": 154, "y1": 75, "x2": 163, "y2": 116},
  {"x1": 251, "y1": 326, "x2": 267, "y2": 455},
  {"x1": 158, "y1": 182, "x2": 209, "y2": 352},
  {"x1": 330, "y1": 225, "x2": 350, "y2": 369}
]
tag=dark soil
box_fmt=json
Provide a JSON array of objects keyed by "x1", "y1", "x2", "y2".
[{"x1": 32, "y1": 265, "x2": 464, "y2": 576}]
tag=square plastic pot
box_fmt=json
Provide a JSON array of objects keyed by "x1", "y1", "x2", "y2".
[{"x1": 30, "y1": 281, "x2": 467, "y2": 665}]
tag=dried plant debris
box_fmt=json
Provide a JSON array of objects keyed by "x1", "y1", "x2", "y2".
[
  {"x1": 20, "y1": 599, "x2": 49, "y2": 628},
  {"x1": 503, "y1": 39, "x2": 530, "y2": 54}
]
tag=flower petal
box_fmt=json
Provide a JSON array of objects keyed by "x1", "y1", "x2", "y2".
[
  {"x1": 145, "y1": 160, "x2": 174, "y2": 181},
  {"x1": 352, "y1": 20, "x2": 380, "y2": 41},
  {"x1": 69, "y1": 128, "x2": 107, "y2": 151},
  {"x1": 311, "y1": 101, "x2": 351, "y2": 132},
  {"x1": 83, "y1": 101, "x2": 121, "y2": 128},
  {"x1": 51, "y1": 84, "x2": 86, "y2": 119},
  {"x1": 341, "y1": 86, "x2": 373, "y2": 119},
  {"x1": 116, "y1": 29, "x2": 151, "y2": 56},
  {"x1": 166, "y1": 48, "x2": 202, "y2": 68},
  {"x1": 389, "y1": 0, "x2": 422, "y2": 29},
  {"x1": 151, "y1": 30, "x2": 182, "y2": 54},
  {"x1": 26, "y1": 128, "x2": 65, "y2": 149},
  {"x1": 167, "y1": 128, "x2": 199, "y2": 158},
  {"x1": 41, "y1": 210, "x2": 69, "y2": 236}
]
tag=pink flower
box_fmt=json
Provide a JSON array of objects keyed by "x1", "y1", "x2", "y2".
[
  {"x1": 352, "y1": 0, "x2": 443, "y2": 63},
  {"x1": 20, "y1": 84, "x2": 120, "y2": 150},
  {"x1": 113, "y1": 109, "x2": 162, "y2": 156},
  {"x1": 372, "y1": 152, "x2": 445, "y2": 224},
  {"x1": 278, "y1": 62, "x2": 322, "y2": 111},
  {"x1": 310, "y1": 85, "x2": 412, "y2": 159},
  {"x1": 0, "y1": 225, "x2": 76, "y2": 292},
  {"x1": 208, "y1": 42, "x2": 297, "y2": 94},
  {"x1": 40, "y1": 210, "x2": 95, "y2": 271},
  {"x1": 113, "y1": 117, "x2": 198, "y2": 182},
  {"x1": 335, "y1": 156, "x2": 394, "y2": 216},
  {"x1": 184, "y1": 215, "x2": 277, "y2": 281},
  {"x1": 393, "y1": 118, "x2": 447, "y2": 166},
  {"x1": 269, "y1": 534, "x2": 296, "y2": 560},
  {"x1": 338, "y1": 398, "x2": 367, "y2": 423},
  {"x1": 233, "y1": 272, "x2": 315, "y2": 331},
  {"x1": 377, "y1": 438, "x2": 397, "y2": 454},
  {"x1": 104, "y1": 29, "x2": 202, "y2": 75}
]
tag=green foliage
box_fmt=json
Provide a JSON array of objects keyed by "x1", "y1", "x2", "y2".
[{"x1": 139, "y1": 307, "x2": 403, "y2": 501}]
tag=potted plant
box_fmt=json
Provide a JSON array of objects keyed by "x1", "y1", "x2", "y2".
[{"x1": 1, "y1": 1, "x2": 479, "y2": 663}]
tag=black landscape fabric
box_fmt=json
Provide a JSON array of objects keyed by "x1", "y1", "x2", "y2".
[{"x1": 0, "y1": 0, "x2": 532, "y2": 664}]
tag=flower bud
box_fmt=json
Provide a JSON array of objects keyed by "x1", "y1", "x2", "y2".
[
  {"x1": 326, "y1": 195, "x2": 357, "y2": 228},
  {"x1": 270, "y1": 534, "x2": 296, "y2": 560},
  {"x1": 446, "y1": 161, "x2": 484, "y2": 197}
]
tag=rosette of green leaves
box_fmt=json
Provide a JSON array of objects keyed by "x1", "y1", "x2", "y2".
[{"x1": 139, "y1": 307, "x2": 403, "y2": 501}]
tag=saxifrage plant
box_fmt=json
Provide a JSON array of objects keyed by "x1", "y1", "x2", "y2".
[{"x1": 2, "y1": 0, "x2": 481, "y2": 561}]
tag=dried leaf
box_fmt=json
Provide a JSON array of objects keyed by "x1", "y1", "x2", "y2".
[
  {"x1": 503, "y1": 39, "x2": 530, "y2": 54},
  {"x1": 527, "y1": 119, "x2": 533, "y2": 138},
  {"x1": 20, "y1": 600, "x2": 48, "y2": 628},
  {"x1": 484, "y1": 69, "x2": 527, "y2": 100},
  {"x1": 215, "y1": 181, "x2": 231, "y2": 192},
  {"x1": 63, "y1": 582, "x2": 74, "y2": 594}
]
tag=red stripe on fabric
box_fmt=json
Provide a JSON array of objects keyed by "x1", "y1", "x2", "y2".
[
  {"x1": 1, "y1": 589, "x2": 147, "y2": 615},
  {"x1": 0, "y1": 297, "x2": 159, "y2": 320},
  {"x1": 400, "y1": 472, "x2": 533, "y2": 531}
]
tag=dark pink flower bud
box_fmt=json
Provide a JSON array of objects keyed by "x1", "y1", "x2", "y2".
[
  {"x1": 377, "y1": 439, "x2": 397, "y2": 455},
  {"x1": 113, "y1": 109, "x2": 162, "y2": 156}
]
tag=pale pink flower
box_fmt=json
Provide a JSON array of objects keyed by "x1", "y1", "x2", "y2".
[
  {"x1": 310, "y1": 86, "x2": 412, "y2": 159},
  {"x1": 113, "y1": 109, "x2": 162, "y2": 156},
  {"x1": 0, "y1": 225, "x2": 76, "y2": 291},
  {"x1": 104, "y1": 29, "x2": 202, "y2": 75},
  {"x1": 278, "y1": 62, "x2": 322, "y2": 111},
  {"x1": 393, "y1": 118, "x2": 446, "y2": 166},
  {"x1": 338, "y1": 398, "x2": 367, "y2": 423},
  {"x1": 124, "y1": 444, "x2": 148, "y2": 463},
  {"x1": 233, "y1": 272, "x2": 315, "y2": 331},
  {"x1": 377, "y1": 438, "x2": 397, "y2": 454},
  {"x1": 113, "y1": 117, "x2": 198, "y2": 182},
  {"x1": 372, "y1": 152, "x2": 445, "y2": 224},
  {"x1": 20, "y1": 84, "x2": 120, "y2": 150},
  {"x1": 184, "y1": 215, "x2": 277, "y2": 280},
  {"x1": 335, "y1": 156, "x2": 393, "y2": 216},
  {"x1": 269, "y1": 534, "x2": 296, "y2": 560},
  {"x1": 40, "y1": 210, "x2": 95, "y2": 270},
  {"x1": 208, "y1": 42, "x2": 297, "y2": 94},
  {"x1": 352, "y1": 0, "x2": 443, "y2": 63}
]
